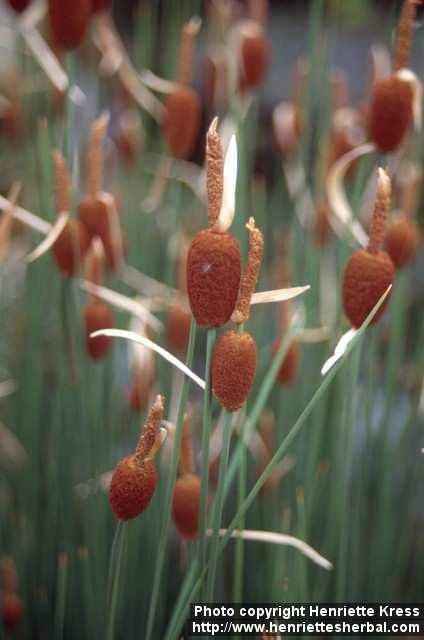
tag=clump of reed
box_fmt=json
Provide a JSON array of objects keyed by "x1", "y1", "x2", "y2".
[{"x1": 0, "y1": 0, "x2": 423, "y2": 638}]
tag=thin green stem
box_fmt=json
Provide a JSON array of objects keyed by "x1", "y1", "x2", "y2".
[
  {"x1": 106, "y1": 521, "x2": 128, "y2": 640},
  {"x1": 198, "y1": 328, "x2": 217, "y2": 581},
  {"x1": 145, "y1": 319, "x2": 197, "y2": 640},
  {"x1": 206, "y1": 410, "x2": 233, "y2": 600}
]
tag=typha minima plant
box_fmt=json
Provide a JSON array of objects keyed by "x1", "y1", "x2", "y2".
[
  {"x1": 78, "y1": 113, "x2": 123, "y2": 270},
  {"x1": 48, "y1": 0, "x2": 92, "y2": 51},
  {"x1": 342, "y1": 168, "x2": 395, "y2": 328},
  {"x1": 172, "y1": 415, "x2": 200, "y2": 540},
  {"x1": 109, "y1": 395, "x2": 165, "y2": 520},
  {"x1": 1, "y1": 3, "x2": 424, "y2": 639},
  {"x1": 162, "y1": 17, "x2": 201, "y2": 159},
  {"x1": 367, "y1": 0, "x2": 422, "y2": 153},
  {"x1": 84, "y1": 238, "x2": 114, "y2": 359}
]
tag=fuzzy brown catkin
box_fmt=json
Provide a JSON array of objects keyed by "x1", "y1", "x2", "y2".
[
  {"x1": 206, "y1": 118, "x2": 223, "y2": 227},
  {"x1": 231, "y1": 218, "x2": 264, "y2": 324},
  {"x1": 394, "y1": 0, "x2": 418, "y2": 71},
  {"x1": 135, "y1": 395, "x2": 164, "y2": 461},
  {"x1": 367, "y1": 169, "x2": 391, "y2": 254}
]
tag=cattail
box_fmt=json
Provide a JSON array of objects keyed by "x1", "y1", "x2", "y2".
[
  {"x1": 1, "y1": 591, "x2": 23, "y2": 632},
  {"x1": 162, "y1": 18, "x2": 201, "y2": 159},
  {"x1": 109, "y1": 396, "x2": 164, "y2": 520},
  {"x1": 238, "y1": 19, "x2": 270, "y2": 92},
  {"x1": 166, "y1": 303, "x2": 192, "y2": 353},
  {"x1": 84, "y1": 240, "x2": 114, "y2": 359},
  {"x1": 91, "y1": 0, "x2": 111, "y2": 13},
  {"x1": 367, "y1": 0, "x2": 420, "y2": 153},
  {"x1": 114, "y1": 109, "x2": 142, "y2": 167},
  {"x1": 162, "y1": 88, "x2": 201, "y2": 160},
  {"x1": 172, "y1": 417, "x2": 200, "y2": 540},
  {"x1": 48, "y1": 0, "x2": 91, "y2": 50},
  {"x1": 186, "y1": 229, "x2": 241, "y2": 327},
  {"x1": 231, "y1": 218, "x2": 264, "y2": 324},
  {"x1": 51, "y1": 151, "x2": 89, "y2": 277},
  {"x1": 6, "y1": 0, "x2": 31, "y2": 12},
  {"x1": 342, "y1": 168, "x2": 395, "y2": 328},
  {"x1": 385, "y1": 214, "x2": 420, "y2": 268},
  {"x1": 274, "y1": 340, "x2": 300, "y2": 386},
  {"x1": 212, "y1": 331, "x2": 257, "y2": 411},
  {"x1": 78, "y1": 114, "x2": 123, "y2": 270}
]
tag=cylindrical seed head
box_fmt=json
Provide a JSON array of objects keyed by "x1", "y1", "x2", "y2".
[
  {"x1": 212, "y1": 330, "x2": 257, "y2": 411},
  {"x1": 109, "y1": 455, "x2": 157, "y2": 521},
  {"x1": 172, "y1": 474, "x2": 201, "y2": 540},
  {"x1": 367, "y1": 168, "x2": 391, "y2": 254},
  {"x1": 206, "y1": 117, "x2": 223, "y2": 228},
  {"x1": 135, "y1": 395, "x2": 165, "y2": 461},
  {"x1": 385, "y1": 215, "x2": 420, "y2": 268},
  {"x1": 162, "y1": 87, "x2": 201, "y2": 159},
  {"x1": 48, "y1": 0, "x2": 91, "y2": 50}
]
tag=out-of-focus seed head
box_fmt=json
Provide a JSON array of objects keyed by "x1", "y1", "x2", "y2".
[
  {"x1": 393, "y1": 0, "x2": 420, "y2": 72},
  {"x1": 212, "y1": 331, "x2": 257, "y2": 411},
  {"x1": 7, "y1": 0, "x2": 31, "y2": 12},
  {"x1": 172, "y1": 474, "x2": 201, "y2": 540},
  {"x1": 114, "y1": 109, "x2": 142, "y2": 167},
  {"x1": 231, "y1": 218, "x2": 264, "y2": 324},
  {"x1": 203, "y1": 52, "x2": 228, "y2": 110},
  {"x1": 1, "y1": 558, "x2": 17, "y2": 593},
  {"x1": 272, "y1": 102, "x2": 303, "y2": 156},
  {"x1": 91, "y1": 0, "x2": 111, "y2": 13},
  {"x1": 186, "y1": 229, "x2": 241, "y2": 327},
  {"x1": 134, "y1": 395, "x2": 165, "y2": 461},
  {"x1": 109, "y1": 455, "x2": 157, "y2": 520},
  {"x1": 385, "y1": 214, "x2": 420, "y2": 268},
  {"x1": 166, "y1": 303, "x2": 192, "y2": 353},
  {"x1": 48, "y1": 0, "x2": 91, "y2": 50},
  {"x1": 162, "y1": 87, "x2": 201, "y2": 159},
  {"x1": 368, "y1": 74, "x2": 414, "y2": 152},
  {"x1": 1, "y1": 591, "x2": 23, "y2": 632},
  {"x1": 84, "y1": 300, "x2": 114, "y2": 359},
  {"x1": 238, "y1": 21, "x2": 270, "y2": 91},
  {"x1": 274, "y1": 340, "x2": 300, "y2": 386},
  {"x1": 78, "y1": 195, "x2": 121, "y2": 270},
  {"x1": 52, "y1": 219, "x2": 90, "y2": 277}
]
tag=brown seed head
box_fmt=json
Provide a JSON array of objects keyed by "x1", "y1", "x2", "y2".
[
  {"x1": 206, "y1": 117, "x2": 223, "y2": 228},
  {"x1": 172, "y1": 474, "x2": 201, "y2": 540},
  {"x1": 84, "y1": 300, "x2": 114, "y2": 359},
  {"x1": 109, "y1": 455, "x2": 157, "y2": 520},
  {"x1": 7, "y1": 0, "x2": 31, "y2": 12},
  {"x1": 239, "y1": 21, "x2": 270, "y2": 91},
  {"x1": 78, "y1": 193, "x2": 122, "y2": 270},
  {"x1": 394, "y1": 0, "x2": 419, "y2": 72},
  {"x1": 342, "y1": 249, "x2": 394, "y2": 328},
  {"x1": 274, "y1": 339, "x2": 300, "y2": 386},
  {"x1": 52, "y1": 219, "x2": 90, "y2": 277},
  {"x1": 48, "y1": 0, "x2": 91, "y2": 50},
  {"x1": 162, "y1": 87, "x2": 201, "y2": 159},
  {"x1": 186, "y1": 229, "x2": 241, "y2": 327},
  {"x1": 367, "y1": 168, "x2": 391, "y2": 254},
  {"x1": 368, "y1": 74, "x2": 414, "y2": 152},
  {"x1": 91, "y1": 0, "x2": 111, "y2": 13},
  {"x1": 385, "y1": 214, "x2": 420, "y2": 268},
  {"x1": 135, "y1": 395, "x2": 165, "y2": 461},
  {"x1": 1, "y1": 558, "x2": 17, "y2": 594},
  {"x1": 1, "y1": 591, "x2": 23, "y2": 632},
  {"x1": 166, "y1": 303, "x2": 192, "y2": 353},
  {"x1": 231, "y1": 218, "x2": 264, "y2": 324},
  {"x1": 212, "y1": 330, "x2": 257, "y2": 411}
]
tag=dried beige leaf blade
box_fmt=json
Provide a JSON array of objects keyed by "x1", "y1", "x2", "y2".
[
  {"x1": 207, "y1": 529, "x2": 333, "y2": 571},
  {"x1": 397, "y1": 69, "x2": 422, "y2": 130},
  {"x1": 0, "y1": 183, "x2": 21, "y2": 262},
  {"x1": 0, "y1": 195, "x2": 52, "y2": 235},
  {"x1": 326, "y1": 142, "x2": 375, "y2": 247},
  {"x1": 20, "y1": 25, "x2": 69, "y2": 93},
  {"x1": 25, "y1": 212, "x2": 69, "y2": 263},
  {"x1": 214, "y1": 134, "x2": 237, "y2": 232},
  {"x1": 0, "y1": 422, "x2": 27, "y2": 470},
  {"x1": 80, "y1": 281, "x2": 163, "y2": 332},
  {"x1": 90, "y1": 329, "x2": 205, "y2": 390},
  {"x1": 297, "y1": 326, "x2": 331, "y2": 344},
  {"x1": 139, "y1": 69, "x2": 180, "y2": 94},
  {"x1": 250, "y1": 285, "x2": 310, "y2": 306},
  {"x1": 0, "y1": 380, "x2": 17, "y2": 398}
]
